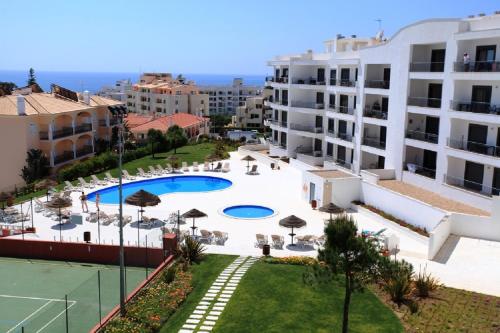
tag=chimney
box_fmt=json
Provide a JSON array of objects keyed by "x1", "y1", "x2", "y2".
[
  {"x1": 16, "y1": 95, "x2": 26, "y2": 116},
  {"x1": 83, "y1": 90, "x2": 90, "y2": 105}
]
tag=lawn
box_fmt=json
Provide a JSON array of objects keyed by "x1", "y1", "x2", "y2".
[
  {"x1": 14, "y1": 142, "x2": 219, "y2": 203},
  {"x1": 214, "y1": 262, "x2": 403, "y2": 333},
  {"x1": 159, "y1": 254, "x2": 237, "y2": 332}
]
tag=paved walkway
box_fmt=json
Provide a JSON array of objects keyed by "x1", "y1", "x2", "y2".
[{"x1": 179, "y1": 256, "x2": 257, "y2": 333}]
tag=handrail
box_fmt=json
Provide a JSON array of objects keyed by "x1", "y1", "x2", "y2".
[
  {"x1": 407, "y1": 96, "x2": 441, "y2": 108},
  {"x1": 365, "y1": 80, "x2": 390, "y2": 89},
  {"x1": 448, "y1": 138, "x2": 500, "y2": 157},
  {"x1": 449, "y1": 100, "x2": 499, "y2": 115},
  {"x1": 406, "y1": 130, "x2": 439, "y2": 144},
  {"x1": 444, "y1": 174, "x2": 499, "y2": 196},
  {"x1": 454, "y1": 61, "x2": 500, "y2": 72},
  {"x1": 409, "y1": 62, "x2": 445, "y2": 72},
  {"x1": 362, "y1": 137, "x2": 386, "y2": 149},
  {"x1": 363, "y1": 107, "x2": 387, "y2": 119}
]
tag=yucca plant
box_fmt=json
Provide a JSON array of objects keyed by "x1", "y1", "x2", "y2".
[
  {"x1": 379, "y1": 258, "x2": 414, "y2": 306},
  {"x1": 176, "y1": 236, "x2": 206, "y2": 264},
  {"x1": 163, "y1": 264, "x2": 177, "y2": 284},
  {"x1": 414, "y1": 265, "x2": 441, "y2": 298}
]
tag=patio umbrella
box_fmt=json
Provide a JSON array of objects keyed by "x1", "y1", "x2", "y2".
[
  {"x1": 182, "y1": 208, "x2": 207, "y2": 237},
  {"x1": 319, "y1": 202, "x2": 345, "y2": 223},
  {"x1": 35, "y1": 179, "x2": 58, "y2": 201},
  {"x1": 279, "y1": 215, "x2": 307, "y2": 246},
  {"x1": 241, "y1": 155, "x2": 256, "y2": 173},
  {"x1": 45, "y1": 197, "x2": 72, "y2": 242},
  {"x1": 125, "y1": 190, "x2": 161, "y2": 247}
]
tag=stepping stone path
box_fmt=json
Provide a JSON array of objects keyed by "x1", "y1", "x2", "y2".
[{"x1": 179, "y1": 256, "x2": 258, "y2": 333}]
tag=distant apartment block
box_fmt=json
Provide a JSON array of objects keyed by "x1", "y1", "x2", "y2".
[
  {"x1": 266, "y1": 14, "x2": 500, "y2": 211},
  {"x1": 199, "y1": 78, "x2": 262, "y2": 115},
  {"x1": 126, "y1": 73, "x2": 208, "y2": 116},
  {"x1": 97, "y1": 79, "x2": 132, "y2": 102},
  {"x1": 0, "y1": 86, "x2": 123, "y2": 191},
  {"x1": 233, "y1": 88, "x2": 273, "y2": 129}
]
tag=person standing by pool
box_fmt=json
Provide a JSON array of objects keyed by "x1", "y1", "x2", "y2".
[
  {"x1": 80, "y1": 192, "x2": 88, "y2": 213},
  {"x1": 95, "y1": 193, "x2": 101, "y2": 211}
]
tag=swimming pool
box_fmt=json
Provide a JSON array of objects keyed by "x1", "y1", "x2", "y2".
[
  {"x1": 222, "y1": 205, "x2": 275, "y2": 219},
  {"x1": 87, "y1": 175, "x2": 232, "y2": 204}
]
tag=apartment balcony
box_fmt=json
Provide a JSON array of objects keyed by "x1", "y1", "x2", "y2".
[
  {"x1": 290, "y1": 101, "x2": 324, "y2": 111},
  {"x1": 330, "y1": 105, "x2": 355, "y2": 115},
  {"x1": 444, "y1": 174, "x2": 499, "y2": 197},
  {"x1": 267, "y1": 119, "x2": 288, "y2": 128},
  {"x1": 329, "y1": 78, "x2": 337, "y2": 86},
  {"x1": 292, "y1": 78, "x2": 326, "y2": 86},
  {"x1": 268, "y1": 139, "x2": 287, "y2": 150},
  {"x1": 363, "y1": 107, "x2": 388, "y2": 120},
  {"x1": 447, "y1": 138, "x2": 500, "y2": 158},
  {"x1": 407, "y1": 96, "x2": 441, "y2": 108},
  {"x1": 75, "y1": 145, "x2": 93, "y2": 158},
  {"x1": 364, "y1": 80, "x2": 390, "y2": 89},
  {"x1": 325, "y1": 156, "x2": 352, "y2": 170},
  {"x1": 405, "y1": 130, "x2": 439, "y2": 144},
  {"x1": 453, "y1": 61, "x2": 500, "y2": 72},
  {"x1": 338, "y1": 80, "x2": 356, "y2": 87},
  {"x1": 52, "y1": 127, "x2": 75, "y2": 140},
  {"x1": 265, "y1": 76, "x2": 289, "y2": 84},
  {"x1": 409, "y1": 62, "x2": 445, "y2": 72},
  {"x1": 296, "y1": 149, "x2": 324, "y2": 166},
  {"x1": 290, "y1": 123, "x2": 323, "y2": 134},
  {"x1": 326, "y1": 130, "x2": 354, "y2": 143},
  {"x1": 53, "y1": 151, "x2": 74, "y2": 165},
  {"x1": 362, "y1": 137, "x2": 386, "y2": 150},
  {"x1": 450, "y1": 100, "x2": 500, "y2": 115},
  {"x1": 404, "y1": 162, "x2": 436, "y2": 179},
  {"x1": 74, "y1": 123, "x2": 92, "y2": 134}
]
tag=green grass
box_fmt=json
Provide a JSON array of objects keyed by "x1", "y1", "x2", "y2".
[
  {"x1": 160, "y1": 254, "x2": 237, "y2": 332},
  {"x1": 214, "y1": 262, "x2": 403, "y2": 333},
  {"x1": 14, "y1": 142, "x2": 218, "y2": 204}
]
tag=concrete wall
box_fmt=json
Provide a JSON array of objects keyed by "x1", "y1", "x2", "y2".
[
  {"x1": 330, "y1": 177, "x2": 361, "y2": 208},
  {"x1": 428, "y1": 214, "x2": 452, "y2": 259}
]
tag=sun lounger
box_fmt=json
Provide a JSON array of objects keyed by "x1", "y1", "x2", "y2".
[
  {"x1": 315, "y1": 235, "x2": 326, "y2": 247},
  {"x1": 192, "y1": 161, "x2": 199, "y2": 172},
  {"x1": 34, "y1": 198, "x2": 45, "y2": 213},
  {"x1": 111, "y1": 214, "x2": 132, "y2": 226},
  {"x1": 222, "y1": 162, "x2": 230, "y2": 173},
  {"x1": 213, "y1": 230, "x2": 228, "y2": 245},
  {"x1": 199, "y1": 229, "x2": 213, "y2": 244},
  {"x1": 137, "y1": 168, "x2": 152, "y2": 178},
  {"x1": 247, "y1": 165, "x2": 259, "y2": 175},
  {"x1": 166, "y1": 163, "x2": 175, "y2": 173},
  {"x1": 142, "y1": 216, "x2": 163, "y2": 228},
  {"x1": 213, "y1": 162, "x2": 222, "y2": 172},
  {"x1": 155, "y1": 164, "x2": 167, "y2": 174},
  {"x1": 64, "y1": 181, "x2": 82, "y2": 191},
  {"x1": 296, "y1": 235, "x2": 316, "y2": 248},
  {"x1": 255, "y1": 233, "x2": 268, "y2": 247},
  {"x1": 182, "y1": 161, "x2": 189, "y2": 172},
  {"x1": 203, "y1": 161, "x2": 210, "y2": 172},
  {"x1": 122, "y1": 170, "x2": 136, "y2": 180},
  {"x1": 78, "y1": 177, "x2": 95, "y2": 188},
  {"x1": 104, "y1": 172, "x2": 119, "y2": 183},
  {"x1": 91, "y1": 175, "x2": 107, "y2": 186},
  {"x1": 148, "y1": 165, "x2": 161, "y2": 176},
  {"x1": 271, "y1": 234, "x2": 285, "y2": 249}
]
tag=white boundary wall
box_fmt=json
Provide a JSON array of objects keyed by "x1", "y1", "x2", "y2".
[{"x1": 428, "y1": 215, "x2": 452, "y2": 259}]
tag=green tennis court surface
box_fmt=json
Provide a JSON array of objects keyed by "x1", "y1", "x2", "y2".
[{"x1": 0, "y1": 257, "x2": 149, "y2": 333}]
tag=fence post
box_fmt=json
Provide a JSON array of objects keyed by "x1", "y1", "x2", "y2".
[
  {"x1": 145, "y1": 235, "x2": 148, "y2": 278},
  {"x1": 65, "y1": 294, "x2": 69, "y2": 333},
  {"x1": 98, "y1": 270, "x2": 102, "y2": 325}
]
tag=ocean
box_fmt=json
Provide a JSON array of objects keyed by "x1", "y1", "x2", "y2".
[{"x1": 0, "y1": 70, "x2": 266, "y2": 93}]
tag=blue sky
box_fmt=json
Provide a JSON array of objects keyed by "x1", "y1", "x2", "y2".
[{"x1": 0, "y1": 0, "x2": 498, "y2": 75}]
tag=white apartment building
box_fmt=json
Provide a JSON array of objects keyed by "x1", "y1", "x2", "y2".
[
  {"x1": 234, "y1": 88, "x2": 273, "y2": 129},
  {"x1": 97, "y1": 79, "x2": 132, "y2": 102},
  {"x1": 126, "y1": 73, "x2": 208, "y2": 116},
  {"x1": 199, "y1": 78, "x2": 262, "y2": 115},
  {"x1": 266, "y1": 14, "x2": 500, "y2": 211}
]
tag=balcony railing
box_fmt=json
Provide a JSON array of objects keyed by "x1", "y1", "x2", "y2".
[
  {"x1": 290, "y1": 123, "x2": 323, "y2": 134},
  {"x1": 444, "y1": 174, "x2": 499, "y2": 197},
  {"x1": 329, "y1": 78, "x2": 337, "y2": 86},
  {"x1": 52, "y1": 127, "x2": 74, "y2": 139},
  {"x1": 454, "y1": 61, "x2": 500, "y2": 72},
  {"x1": 266, "y1": 76, "x2": 289, "y2": 83},
  {"x1": 291, "y1": 101, "x2": 325, "y2": 110},
  {"x1": 268, "y1": 139, "x2": 287, "y2": 149},
  {"x1": 450, "y1": 100, "x2": 500, "y2": 115},
  {"x1": 326, "y1": 156, "x2": 352, "y2": 169},
  {"x1": 54, "y1": 151, "x2": 74, "y2": 165},
  {"x1": 362, "y1": 137, "x2": 386, "y2": 149},
  {"x1": 363, "y1": 107, "x2": 388, "y2": 120},
  {"x1": 75, "y1": 123, "x2": 92, "y2": 134},
  {"x1": 326, "y1": 130, "x2": 354, "y2": 142},
  {"x1": 293, "y1": 78, "x2": 326, "y2": 85},
  {"x1": 338, "y1": 79, "x2": 356, "y2": 87},
  {"x1": 448, "y1": 138, "x2": 500, "y2": 157},
  {"x1": 409, "y1": 62, "x2": 445, "y2": 72},
  {"x1": 407, "y1": 96, "x2": 441, "y2": 108},
  {"x1": 331, "y1": 105, "x2": 355, "y2": 115},
  {"x1": 406, "y1": 130, "x2": 439, "y2": 144},
  {"x1": 267, "y1": 119, "x2": 288, "y2": 128},
  {"x1": 365, "y1": 80, "x2": 390, "y2": 89},
  {"x1": 280, "y1": 99, "x2": 289, "y2": 106},
  {"x1": 76, "y1": 145, "x2": 93, "y2": 158},
  {"x1": 404, "y1": 162, "x2": 436, "y2": 179}
]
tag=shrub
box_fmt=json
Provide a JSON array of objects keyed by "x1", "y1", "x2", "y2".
[
  {"x1": 414, "y1": 266, "x2": 440, "y2": 298},
  {"x1": 163, "y1": 265, "x2": 177, "y2": 284},
  {"x1": 380, "y1": 259, "x2": 414, "y2": 306},
  {"x1": 176, "y1": 237, "x2": 206, "y2": 264},
  {"x1": 263, "y1": 256, "x2": 317, "y2": 266},
  {"x1": 406, "y1": 299, "x2": 420, "y2": 314}
]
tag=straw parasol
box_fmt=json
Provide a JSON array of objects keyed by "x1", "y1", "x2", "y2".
[
  {"x1": 0, "y1": 192, "x2": 12, "y2": 210},
  {"x1": 279, "y1": 215, "x2": 307, "y2": 246},
  {"x1": 319, "y1": 202, "x2": 345, "y2": 223},
  {"x1": 45, "y1": 197, "x2": 72, "y2": 242},
  {"x1": 182, "y1": 208, "x2": 207, "y2": 236},
  {"x1": 125, "y1": 190, "x2": 161, "y2": 246},
  {"x1": 241, "y1": 155, "x2": 256, "y2": 173}
]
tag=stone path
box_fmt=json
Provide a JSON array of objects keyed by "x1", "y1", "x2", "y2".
[{"x1": 179, "y1": 256, "x2": 257, "y2": 333}]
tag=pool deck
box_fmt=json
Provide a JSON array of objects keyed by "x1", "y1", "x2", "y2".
[{"x1": 5, "y1": 151, "x2": 500, "y2": 297}]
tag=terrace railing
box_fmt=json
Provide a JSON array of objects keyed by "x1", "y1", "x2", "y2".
[
  {"x1": 404, "y1": 162, "x2": 436, "y2": 179},
  {"x1": 52, "y1": 127, "x2": 75, "y2": 139},
  {"x1": 363, "y1": 107, "x2": 388, "y2": 119},
  {"x1": 338, "y1": 79, "x2": 356, "y2": 87},
  {"x1": 449, "y1": 100, "x2": 500, "y2": 115},
  {"x1": 362, "y1": 137, "x2": 386, "y2": 149},
  {"x1": 407, "y1": 96, "x2": 442, "y2": 108},
  {"x1": 409, "y1": 62, "x2": 445, "y2": 72},
  {"x1": 365, "y1": 80, "x2": 390, "y2": 89},
  {"x1": 444, "y1": 174, "x2": 499, "y2": 196},
  {"x1": 54, "y1": 151, "x2": 74, "y2": 165},
  {"x1": 454, "y1": 61, "x2": 500, "y2": 72},
  {"x1": 76, "y1": 145, "x2": 93, "y2": 158},
  {"x1": 290, "y1": 123, "x2": 323, "y2": 134},
  {"x1": 326, "y1": 130, "x2": 354, "y2": 142},
  {"x1": 334, "y1": 105, "x2": 355, "y2": 115},
  {"x1": 75, "y1": 123, "x2": 92, "y2": 134},
  {"x1": 293, "y1": 78, "x2": 326, "y2": 85},
  {"x1": 447, "y1": 138, "x2": 500, "y2": 157},
  {"x1": 291, "y1": 101, "x2": 325, "y2": 110},
  {"x1": 406, "y1": 130, "x2": 439, "y2": 144}
]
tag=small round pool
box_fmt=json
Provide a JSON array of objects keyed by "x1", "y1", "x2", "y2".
[{"x1": 222, "y1": 205, "x2": 275, "y2": 219}]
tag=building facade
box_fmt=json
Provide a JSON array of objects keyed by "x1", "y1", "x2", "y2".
[
  {"x1": 96, "y1": 79, "x2": 132, "y2": 102},
  {"x1": 126, "y1": 73, "x2": 208, "y2": 116},
  {"x1": 266, "y1": 14, "x2": 500, "y2": 211},
  {"x1": 199, "y1": 78, "x2": 262, "y2": 115},
  {"x1": 233, "y1": 88, "x2": 273, "y2": 129},
  {"x1": 0, "y1": 88, "x2": 123, "y2": 191}
]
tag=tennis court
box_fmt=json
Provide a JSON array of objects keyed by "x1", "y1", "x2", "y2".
[{"x1": 0, "y1": 257, "x2": 149, "y2": 333}]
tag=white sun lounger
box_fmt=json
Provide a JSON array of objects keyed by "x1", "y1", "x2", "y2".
[
  {"x1": 182, "y1": 161, "x2": 189, "y2": 172},
  {"x1": 78, "y1": 177, "x2": 95, "y2": 188},
  {"x1": 192, "y1": 161, "x2": 199, "y2": 172},
  {"x1": 104, "y1": 172, "x2": 119, "y2": 183},
  {"x1": 91, "y1": 175, "x2": 107, "y2": 186},
  {"x1": 222, "y1": 162, "x2": 230, "y2": 173},
  {"x1": 148, "y1": 165, "x2": 161, "y2": 176},
  {"x1": 203, "y1": 161, "x2": 210, "y2": 171},
  {"x1": 64, "y1": 181, "x2": 82, "y2": 191},
  {"x1": 122, "y1": 170, "x2": 136, "y2": 180},
  {"x1": 137, "y1": 168, "x2": 152, "y2": 178}
]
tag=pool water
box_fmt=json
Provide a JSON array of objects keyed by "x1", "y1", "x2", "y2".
[
  {"x1": 87, "y1": 175, "x2": 232, "y2": 204},
  {"x1": 223, "y1": 205, "x2": 275, "y2": 219}
]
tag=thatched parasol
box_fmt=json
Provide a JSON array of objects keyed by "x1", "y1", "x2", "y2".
[
  {"x1": 46, "y1": 197, "x2": 72, "y2": 242},
  {"x1": 279, "y1": 215, "x2": 307, "y2": 246},
  {"x1": 182, "y1": 208, "x2": 207, "y2": 236},
  {"x1": 241, "y1": 155, "x2": 256, "y2": 173},
  {"x1": 125, "y1": 190, "x2": 161, "y2": 246},
  {"x1": 319, "y1": 203, "x2": 345, "y2": 222}
]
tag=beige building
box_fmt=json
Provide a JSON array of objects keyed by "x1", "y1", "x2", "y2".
[
  {"x1": 0, "y1": 87, "x2": 123, "y2": 191},
  {"x1": 126, "y1": 73, "x2": 209, "y2": 117},
  {"x1": 233, "y1": 88, "x2": 272, "y2": 129}
]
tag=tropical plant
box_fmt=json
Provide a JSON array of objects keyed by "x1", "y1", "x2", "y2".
[
  {"x1": 27, "y1": 68, "x2": 37, "y2": 86},
  {"x1": 20, "y1": 149, "x2": 50, "y2": 184},
  {"x1": 163, "y1": 264, "x2": 177, "y2": 284},
  {"x1": 304, "y1": 214, "x2": 381, "y2": 333},
  {"x1": 414, "y1": 265, "x2": 440, "y2": 298},
  {"x1": 176, "y1": 236, "x2": 206, "y2": 264},
  {"x1": 379, "y1": 257, "x2": 414, "y2": 306},
  {"x1": 166, "y1": 125, "x2": 187, "y2": 154},
  {"x1": 147, "y1": 128, "x2": 164, "y2": 158}
]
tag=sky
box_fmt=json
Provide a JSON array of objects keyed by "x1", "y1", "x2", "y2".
[{"x1": 0, "y1": 0, "x2": 499, "y2": 75}]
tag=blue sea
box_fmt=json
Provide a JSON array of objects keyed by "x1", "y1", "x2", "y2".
[{"x1": 0, "y1": 70, "x2": 266, "y2": 93}]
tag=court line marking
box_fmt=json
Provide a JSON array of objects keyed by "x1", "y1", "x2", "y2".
[
  {"x1": 36, "y1": 300, "x2": 77, "y2": 333},
  {"x1": 5, "y1": 300, "x2": 53, "y2": 333},
  {"x1": 0, "y1": 294, "x2": 70, "y2": 302},
  {"x1": 0, "y1": 258, "x2": 147, "y2": 272}
]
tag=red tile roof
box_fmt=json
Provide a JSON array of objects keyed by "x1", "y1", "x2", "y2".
[{"x1": 127, "y1": 113, "x2": 208, "y2": 133}]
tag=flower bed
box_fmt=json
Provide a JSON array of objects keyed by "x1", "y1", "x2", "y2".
[
  {"x1": 262, "y1": 256, "x2": 317, "y2": 266},
  {"x1": 103, "y1": 268, "x2": 192, "y2": 333}
]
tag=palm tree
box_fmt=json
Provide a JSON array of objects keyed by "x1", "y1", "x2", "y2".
[
  {"x1": 147, "y1": 129, "x2": 164, "y2": 158},
  {"x1": 166, "y1": 125, "x2": 187, "y2": 154},
  {"x1": 20, "y1": 149, "x2": 50, "y2": 184}
]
